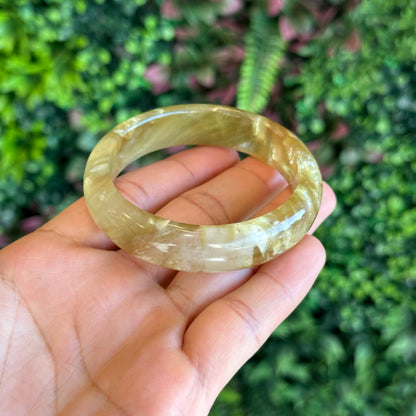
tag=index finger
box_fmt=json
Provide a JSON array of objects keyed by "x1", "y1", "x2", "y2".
[{"x1": 41, "y1": 146, "x2": 239, "y2": 248}]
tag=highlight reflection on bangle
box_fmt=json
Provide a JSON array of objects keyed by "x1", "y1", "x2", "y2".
[{"x1": 83, "y1": 104, "x2": 322, "y2": 272}]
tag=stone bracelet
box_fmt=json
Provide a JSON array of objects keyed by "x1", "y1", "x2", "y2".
[{"x1": 83, "y1": 104, "x2": 322, "y2": 272}]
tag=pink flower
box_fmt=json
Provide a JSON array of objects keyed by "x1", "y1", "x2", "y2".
[
  {"x1": 196, "y1": 67, "x2": 216, "y2": 88},
  {"x1": 263, "y1": 108, "x2": 281, "y2": 123},
  {"x1": 313, "y1": 8, "x2": 337, "y2": 26},
  {"x1": 367, "y1": 152, "x2": 384, "y2": 163},
  {"x1": 213, "y1": 45, "x2": 245, "y2": 66},
  {"x1": 175, "y1": 27, "x2": 199, "y2": 41},
  {"x1": 187, "y1": 75, "x2": 200, "y2": 90},
  {"x1": 207, "y1": 84, "x2": 237, "y2": 105},
  {"x1": 268, "y1": 0, "x2": 285, "y2": 17},
  {"x1": 279, "y1": 17, "x2": 297, "y2": 41},
  {"x1": 330, "y1": 122, "x2": 350, "y2": 141},
  {"x1": 307, "y1": 139, "x2": 322, "y2": 153},
  {"x1": 219, "y1": 0, "x2": 243, "y2": 15},
  {"x1": 161, "y1": 0, "x2": 181, "y2": 19},
  {"x1": 344, "y1": 30, "x2": 361, "y2": 52},
  {"x1": 144, "y1": 64, "x2": 171, "y2": 95},
  {"x1": 21, "y1": 216, "x2": 43, "y2": 234},
  {"x1": 0, "y1": 234, "x2": 9, "y2": 248},
  {"x1": 216, "y1": 18, "x2": 244, "y2": 35},
  {"x1": 320, "y1": 165, "x2": 334, "y2": 179}
]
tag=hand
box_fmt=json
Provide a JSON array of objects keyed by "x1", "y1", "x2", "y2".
[{"x1": 0, "y1": 146, "x2": 336, "y2": 416}]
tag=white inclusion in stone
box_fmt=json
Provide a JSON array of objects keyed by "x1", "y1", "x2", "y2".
[
  {"x1": 201, "y1": 225, "x2": 231, "y2": 245},
  {"x1": 88, "y1": 162, "x2": 108, "y2": 174},
  {"x1": 121, "y1": 212, "x2": 133, "y2": 221},
  {"x1": 206, "y1": 257, "x2": 227, "y2": 263},
  {"x1": 202, "y1": 227, "x2": 255, "y2": 263},
  {"x1": 98, "y1": 191, "x2": 107, "y2": 202},
  {"x1": 270, "y1": 209, "x2": 306, "y2": 233},
  {"x1": 120, "y1": 110, "x2": 194, "y2": 134},
  {"x1": 155, "y1": 219, "x2": 170, "y2": 230},
  {"x1": 153, "y1": 243, "x2": 176, "y2": 253},
  {"x1": 255, "y1": 234, "x2": 269, "y2": 256}
]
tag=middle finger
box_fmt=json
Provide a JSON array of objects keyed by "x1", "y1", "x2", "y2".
[{"x1": 165, "y1": 182, "x2": 335, "y2": 318}]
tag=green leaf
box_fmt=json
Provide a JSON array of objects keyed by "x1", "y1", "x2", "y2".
[{"x1": 237, "y1": 8, "x2": 286, "y2": 114}]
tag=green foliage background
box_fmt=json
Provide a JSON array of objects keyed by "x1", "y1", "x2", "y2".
[{"x1": 1, "y1": 0, "x2": 415, "y2": 414}]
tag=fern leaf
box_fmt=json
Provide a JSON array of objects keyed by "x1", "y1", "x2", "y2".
[{"x1": 237, "y1": 8, "x2": 286, "y2": 114}]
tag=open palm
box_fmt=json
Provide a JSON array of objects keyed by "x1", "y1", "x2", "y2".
[{"x1": 0, "y1": 146, "x2": 335, "y2": 415}]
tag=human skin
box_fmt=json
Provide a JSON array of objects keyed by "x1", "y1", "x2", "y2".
[{"x1": 0, "y1": 146, "x2": 336, "y2": 415}]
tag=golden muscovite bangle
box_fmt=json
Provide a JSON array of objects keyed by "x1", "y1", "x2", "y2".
[{"x1": 83, "y1": 104, "x2": 322, "y2": 272}]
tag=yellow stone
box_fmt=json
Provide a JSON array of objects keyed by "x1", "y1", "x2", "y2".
[{"x1": 84, "y1": 104, "x2": 322, "y2": 272}]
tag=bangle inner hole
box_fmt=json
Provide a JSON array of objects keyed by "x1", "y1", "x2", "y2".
[{"x1": 115, "y1": 146, "x2": 290, "y2": 226}]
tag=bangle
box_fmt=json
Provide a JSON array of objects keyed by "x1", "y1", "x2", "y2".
[{"x1": 84, "y1": 104, "x2": 322, "y2": 272}]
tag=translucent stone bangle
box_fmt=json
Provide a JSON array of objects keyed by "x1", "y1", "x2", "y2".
[{"x1": 84, "y1": 104, "x2": 322, "y2": 272}]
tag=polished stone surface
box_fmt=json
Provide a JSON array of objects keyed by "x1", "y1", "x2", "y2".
[{"x1": 84, "y1": 104, "x2": 322, "y2": 272}]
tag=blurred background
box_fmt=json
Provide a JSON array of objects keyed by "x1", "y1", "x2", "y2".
[{"x1": 0, "y1": 0, "x2": 415, "y2": 414}]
